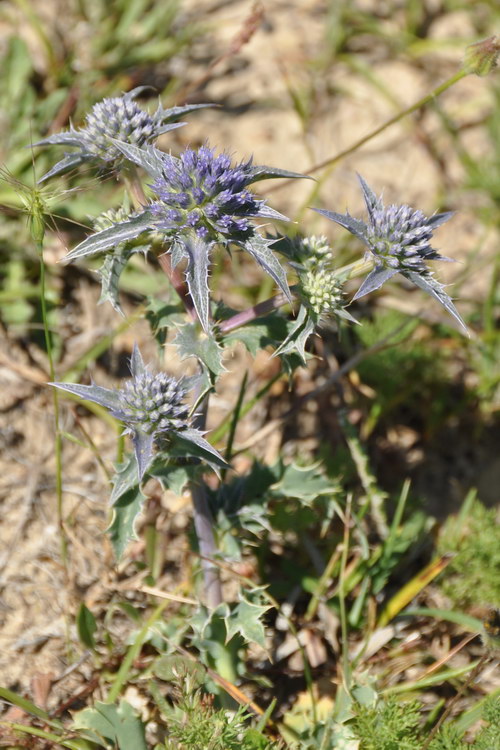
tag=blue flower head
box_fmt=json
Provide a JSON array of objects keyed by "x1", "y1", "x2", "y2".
[
  {"x1": 314, "y1": 176, "x2": 467, "y2": 333},
  {"x1": 149, "y1": 145, "x2": 266, "y2": 241},
  {"x1": 51, "y1": 345, "x2": 226, "y2": 481},
  {"x1": 34, "y1": 88, "x2": 210, "y2": 181},
  {"x1": 65, "y1": 142, "x2": 304, "y2": 331}
]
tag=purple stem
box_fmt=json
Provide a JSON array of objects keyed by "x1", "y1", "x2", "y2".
[
  {"x1": 190, "y1": 391, "x2": 223, "y2": 608},
  {"x1": 219, "y1": 287, "x2": 296, "y2": 334}
]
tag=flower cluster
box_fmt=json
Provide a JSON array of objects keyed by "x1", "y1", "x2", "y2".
[
  {"x1": 296, "y1": 236, "x2": 344, "y2": 317},
  {"x1": 35, "y1": 88, "x2": 208, "y2": 181},
  {"x1": 51, "y1": 345, "x2": 225, "y2": 480},
  {"x1": 149, "y1": 145, "x2": 268, "y2": 241},
  {"x1": 314, "y1": 175, "x2": 466, "y2": 332},
  {"x1": 118, "y1": 369, "x2": 189, "y2": 434}
]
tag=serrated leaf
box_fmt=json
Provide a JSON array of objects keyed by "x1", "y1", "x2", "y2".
[
  {"x1": 110, "y1": 454, "x2": 140, "y2": 506},
  {"x1": 312, "y1": 207, "x2": 368, "y2": 243},
  {"x1": 406, "y1": 271, "x2": 468, "y2": 335},
  {"x1": 149, "y1": 462, "x2": 191, "y2": 496},
  {"x1": 224, "y1": 314, "x2": 292, "y2": 356},
  {"x1": 182, "y1": 235, "x2": 213, "y2": 332},
  {"x1": 50, "y1": 381, "x2": 124, "y2": 413},
  {"x1": 72, "y1": 700, "x2": 147, "y2": 750},
  {"x1": 76, "y1": 603, "x2": 97, "y2": 650},
  {"x1": 161, "y1": 102, "x2": 216, "y2": 123},
  {"x1": 131, "y1": 427, "x2": 155, "y2": 480},
  {"x1": 270, "y1": 462, "x2": 337, "y2": 504},
  {"x1": 108, "y1": 484, "x2": 146, "y2": 560},
  {"x1": 38, "y1": 152, "x2": 93, "y2": 183},
  {"x1": 174, "y1": 322, "x2": 224, "y2": 377},
  {"x1": 172, "y1": 428, "x2": 229, "y2": 474},
  {"x1": 66, "y1": 211, "x2": 154, "y2": 261},
  {"x1": 352, "y1": 265, "x2": 399, "y2": 300},
  {"x1": 241, "y1": 233, "x2": 291, "y2": 302},
  {"x1": 248, "y1": 165, "x2": 309, "y2": 182},
  {"x1": 112, "y1": 140, "x2": 179, "y2": 179},
  {"x1": 357, "y1": 172, "x2": 384, "y2": 219},
  {"x1": 97, "y1": 243, "x2": 136, "y2": 314},
  {"x1": 224, "y1": 589, "x2": 272, "y2": 649},
  {"x1": 273, "y1": 305, "x2": 316, "y2": 363}
]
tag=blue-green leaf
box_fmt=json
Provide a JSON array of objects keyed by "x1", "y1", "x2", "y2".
[
  {"x1": 240, "y1": 233, "x2": 291, "y2": 302},
  {"x1": 66, "y1": 211, "x2": 154, "y2": 261},
  {"x1": 224, "y1": 588, "x2": 272, "y2": 649},
  {"x1": 182, "y1": 235, "x2": 213, "y2": 332},
  {"x1": 174, "y1": 322, "x2": 225, "y2": 377},
  {"x1": 108, "y1": 485, "x2": 146, "y2": 560},
  {"x1": 273, "y1": 304, "x2": 316, "y2": 363},
  {"x1": 72, "y1": 700, "x2": 147, "y2": 750}
]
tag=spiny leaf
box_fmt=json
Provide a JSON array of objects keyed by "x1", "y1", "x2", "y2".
[
  {"x1": 108, "y1": 484, "x2": 146, "y2": 560},
  {"x1": 174, "y1": 322, "x2": 225, "y2": 378},
  {"x1": 353, "y1": 266, "x2": 399, "y2": 300},
  {"x1": 312, "y1": 207, "x2": 368, "y2": 243},
  {"x1": 97, "y1": 243, "x2": 136, "y2": 314},
  {"x1": 406, "y1": 271, "x2": 468, "y2": 335},
  {"x1": 241, "y1": 233, "x2": 291, "y2": 302},
  {"x1": 248, "y1": 165, "x2": 309, "y2": 182},
  {"x1": 38, "y1": 152, "x2": 93, "y2": 183},
  {"x1": 112, "y1": 140, "x2": 179, "y2": 179},
  {"x1": 66, "y1": 211, "x2": 154, "y2": 260},
  {"x1": 110, "y1": 454, "x2": 140, "y2": 506},
  {"x1": 224, "y1": 588, "x2": 272, "y2": 649},
  {"x1": 182, "y1": 234, "x2": 213, "y2": 333},
  {"x1": 273, "y1": 304, "x2": 316, "y2": 363},
  {"x1": 173, "y1": 428, "x2": 229, "y2": 474}
]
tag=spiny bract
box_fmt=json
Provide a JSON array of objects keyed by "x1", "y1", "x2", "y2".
[{"x1": 313, "y1": 175, "x2": 467, "y2": 334}]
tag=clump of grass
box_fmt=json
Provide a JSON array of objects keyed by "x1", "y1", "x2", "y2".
[{"x1": 437, "y1": 496, "x2": 500, "y2": 609}]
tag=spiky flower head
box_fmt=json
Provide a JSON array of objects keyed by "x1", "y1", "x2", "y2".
[
  {"x1": 66, "y1": 142, "x2": 304, "y2": 332},
  {"x1": 34, "y1": 88, "x2": 210, "y2": 182},
  {"x1": 313, "y1": 175, "x2": 467, "y2": 333},
  {"x1": 50, "y1": 345, "x2": 226, "y2": 480},
  {"x1": 149, "y1": 145, "x2": 275, "y2": 241}
]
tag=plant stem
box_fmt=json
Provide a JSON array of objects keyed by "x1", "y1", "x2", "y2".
[
  {"x1": 190, "y1": 392, "x2": 223, "y2": 608},
  {"x1": 35, "y1": 225, "x2": 68, "y2": 576}
]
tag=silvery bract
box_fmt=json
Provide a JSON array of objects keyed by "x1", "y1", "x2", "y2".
[
  {"x1": 62, "y1": 143, "x2": 305, "y2": 331},
  {"x1": 34, "y1": 87, "x2": 210, "y2": 181},
  {"x1": 313, "y1": 175, "x2": 467, "y2": 333},
  {"x1": 51, "y1": 345, "x2": 226, "y2": 480}
]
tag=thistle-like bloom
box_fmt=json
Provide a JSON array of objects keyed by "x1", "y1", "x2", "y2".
[
  {"x1": 313, "y1": 176, "x2": 467, "y2": 333},
  {"x1": 34, "y1": 87, "x2": 210, "y2": 181},
  {"x1": 51, "y1": 345, "x2": 226, "y2": 480},
  {"x1": 65, "y1": 142, "x2": 303, "y2": 332},
  {"x1": 149, "y1": 145, "x2": 272, "y2": 240}
]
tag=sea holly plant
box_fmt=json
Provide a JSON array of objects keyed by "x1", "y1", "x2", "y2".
[{"x1": 35, "y1": 85, "x2": 470, "y2": 612}]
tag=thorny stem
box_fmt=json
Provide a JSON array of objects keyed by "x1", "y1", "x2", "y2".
[{"x1": 190, "y1": 392, "x2": 223, "y2": 608}]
